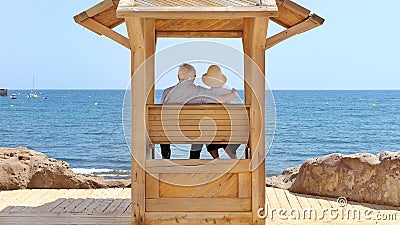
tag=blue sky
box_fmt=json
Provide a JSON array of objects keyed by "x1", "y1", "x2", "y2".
[{"x1": 0, "y1": 1, "x2": 399, "y2": 90}]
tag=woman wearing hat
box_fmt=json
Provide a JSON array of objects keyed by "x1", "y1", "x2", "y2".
[{"x1": 190, "y1": 65, "x2": 240, "y2": 159}]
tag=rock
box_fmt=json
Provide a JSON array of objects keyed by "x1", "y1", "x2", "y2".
[
  {"x1": 0, "y1": 147, "x2": 130, "y2": 190},
  {"x1": 266, "y1": 166, "x2": 299, "y2": 189},
  {"x1": 271, "y1": 152, "x2": 400, "y2": 207}
]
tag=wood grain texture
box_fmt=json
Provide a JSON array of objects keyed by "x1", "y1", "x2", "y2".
[
  {"x1": 155, "y1": 19, "x2": 243, "y2": 31},
  {"x1": 146, "y1": 197, "x2": 251, "y2": 212},
  {"x1": 266, "y1": 16, "x2": 320, "y2": 49},
  {"x1": 86, "y1": 0, "x2": 116, "y2": 17},
  {"x1": 147, "y1": 104, "x2": 250, "y2": 144},
  {"x1": 0, "y1": 188, "x2": 398, "y2": 225},
  {"x1": 145, "y1": 212, "x2": 252, "y2": 225},
  {"x1": 242, "y1": 16, "x2": 268, "y2": 225},
  {"x1": 146, "y1": 173, "x2": 159, "y2": 199},
  {"x1": 126, "y1": 16, "x2": 146, "y2": 225},
  {"x1": 159, "y1": 173, "x2": 238, "y2": 198},
  {"x1": 117, "y1": 6, "x2": 278, "y2": 19},
  {"x1": 79, "y1": 18, "x2": 131, "y2": 49},
  {"x1": 146, "y1": 159, "x2": 251, "y2": 174},
  {"x1": 238, "y1": 172, "x2": 252, "y2": 198}
]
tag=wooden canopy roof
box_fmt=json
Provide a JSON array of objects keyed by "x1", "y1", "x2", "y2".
[{"x1": 74, "y1": 0, "x2": 324, "y2": 49}]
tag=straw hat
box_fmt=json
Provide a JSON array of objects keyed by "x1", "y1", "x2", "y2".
[{"x1": 202, "y1": 65, "x2": 227, "y2": 88}]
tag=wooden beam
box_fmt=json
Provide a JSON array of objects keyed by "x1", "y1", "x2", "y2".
[
  {"x1": 85, "y1": 0, "x2": 117, "y2": 17},
  {"x1": 146, "y1": 198, "x2": 251, "y2": 212},
  {"x1": 243, "y1": 16, "x2": 268, "y2": 225},
  {"x1": 126, "y1": 17, "x2": 144, "y2": 51},
  {"x1": 260, "y1": 0, "x2": 276, "y2": 6},
  {"x1": 126, "y1": 17, "x2": 146, "y2": 225},
  {"x1": 144, "y1": 18, "x2": 155, "y2": 104},
  {"x1": 79, "y1": 18, "x2": 131, "y2": 49},
  {"x1": 155, "y1": 19, "x2": 243, "y2": 32},
  {"x1": 156, "y1": 31, "x2": 242, "y2": 38},
  {"x1": 73, "y1": 12, "x2": 89, "y2": 24},
  {"x1": 242, "y1": 18, "x2": 252, "y2": 107},
  {"x1": 143, "y1": 18, "x2": 156, "y2": 159},
  {"x1": 266, "y1": 15, "x2": 322, "y2": 49},
  {"x1": 146, "y1": 159, "x2": 251, "y2": 174},
  {"x1": 117, "y1": 6, "x2": 278, "y2": 19},
  {"x1": 145, "y1": 212, "x2": 252, "y2": 225},
  {"x1": 275, "y1": 0, "x2": 310, "y2": 16},
  {"x1": 119, "y1": 0, "x2": 135, "y2": 7}
]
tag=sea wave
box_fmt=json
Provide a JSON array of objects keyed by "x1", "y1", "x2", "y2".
[{"x1": 72, "y1": 168, "x2": 130, "y2": 179}]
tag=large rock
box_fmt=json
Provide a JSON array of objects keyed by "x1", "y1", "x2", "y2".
[
  {"x1": 267, "y1": 152, "x2": 400, "y2": 207},
  {"x1": 0, "y1": 147, "x2": 130, "y2": 190},
  {"x1": 266, "y1": 166, "x2": 300, "y2": 190}
]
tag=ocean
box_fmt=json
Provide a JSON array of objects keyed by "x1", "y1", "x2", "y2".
[{"x1": 1, "y1": 90, "x2": 399, "y2": 178}]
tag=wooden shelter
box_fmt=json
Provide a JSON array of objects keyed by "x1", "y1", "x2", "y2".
[{"x1": 74, "y1": 0, "x2": 324, "y2": 224}]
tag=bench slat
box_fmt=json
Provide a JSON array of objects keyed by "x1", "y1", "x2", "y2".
[{"x1": 147, "y1": 104, "x2": 250, "y2": 144}]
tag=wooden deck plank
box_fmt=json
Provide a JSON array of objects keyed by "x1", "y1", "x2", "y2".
[
  {"x1": 325, "y1": 196, "x2": 341, "y2": 208},
  {"x1": 0, "y1": 188, "x2": 398, "y2": 225},
  {"x1": 50, "y1": 198, "x2": 77, "y2": 213},
  {"x1": 82, "y1": 189, "x2": 115, "y2": 214},
  {"x1": 31, "y1": 189, "x2": 70, "y2": 213},
  {"x1": 49, "y1": 189, "x2": 85, "y2": 213},
  {"x1": 305, "y1": 194, "x2": 324, "y2": 211},
  {"x1": 0, "y1": 190, "x2": 30, "y2": 211},
  {"x1": 103, "y1": 199, "x2": 124, "y2": 214},
  {"x1": 284, "y1": 190, "x2": 303, "y2": 210},
  {"x1": 0, "y1": 214, "x2": 131, "y2": 225},
  {"x1": 92, "y1": 198, "x2": 115, "y2": 214},
  {"x1": 32, "y1": 198, "x2": 66, "y2": 213},
  {"x1": 71, "y1": 198, "x2": 96, "y2": 213},
  {"x1": 274, "y1": 188, "x2": 292, "y2": 209},
  {"x1": 295, "y1": 193, "x2": 313, "y2": 209},
  {"x1": 21, "y1": 189, "x2": 49, "y2": 206},
  {"x1": 265, "y1": 187, "x2": 280, "y2": 209},
  {"x1": 123, "y1": 203, "x2": 132, "y2": 214},
  {"x1": 62, "y1": 198, "x2": 85, "y2": 213},
  {"x1": 115, "y1": 199, "x2": 131, "y2": 214},
  {"x1": 22, "y1": 189, "x2": 63, "y2": 212},
  {"x1": 316, "y1": 196, "x2": 332, "y2": 210}
]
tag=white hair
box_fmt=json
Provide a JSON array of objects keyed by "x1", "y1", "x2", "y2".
[{"x1": 178, "y1": 63, "x2": 196, "y2": 81}]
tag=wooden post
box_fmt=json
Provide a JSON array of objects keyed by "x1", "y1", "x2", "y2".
[
  {"x1": 243, "y1": 17, "x2": 268, "y2": 225},
  {"x1": 242, "y1": 19, "x2": 252, "y2": 107},
  {"x1": 144, "y1": 18, "x2": 155, "y2": 105},
  {"x1": 126, "y1": 17, "x2": 146, "y2": 225},
  {"x1": 143, "y1": 18, "x2": 156, "y2": 159}
]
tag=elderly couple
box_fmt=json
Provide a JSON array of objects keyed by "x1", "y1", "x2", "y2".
[{"x1": 160, "y1": 63, "x2": 240, "y2": 159}]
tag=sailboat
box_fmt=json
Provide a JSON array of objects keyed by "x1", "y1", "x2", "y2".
[{"x1": 28, "y1": 76, "x2": 38, "y2": 99}]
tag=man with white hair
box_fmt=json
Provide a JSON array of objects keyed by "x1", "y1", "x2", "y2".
[{"x1": 160, "y1": 63, "x2": 238, "y2": 159}]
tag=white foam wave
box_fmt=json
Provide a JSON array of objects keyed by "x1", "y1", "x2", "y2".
[{"x1": 72, "y1": 168, "x2": 113, "y2": 175}]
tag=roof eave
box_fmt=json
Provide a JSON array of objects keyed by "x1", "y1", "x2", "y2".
[{"x1": 116, "y1": 6, "x2": 279, "y2": 19}]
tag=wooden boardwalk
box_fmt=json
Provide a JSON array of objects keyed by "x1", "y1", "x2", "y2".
[{"x1": 0, "y1": 187, "x2": 398, "y2": 224}]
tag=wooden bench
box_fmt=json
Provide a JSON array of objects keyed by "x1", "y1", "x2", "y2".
[{"x1": 146, "y1": 104, "x2": 250, "y2": 145}]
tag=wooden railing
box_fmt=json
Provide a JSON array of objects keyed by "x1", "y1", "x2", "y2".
[{"x1": 146, "y1": 104, "x2": 250, "y2": 144}]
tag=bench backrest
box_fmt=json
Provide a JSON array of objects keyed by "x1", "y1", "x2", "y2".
[{"x1": 147, "y1": 104, "x2": 250, "y2": 144}]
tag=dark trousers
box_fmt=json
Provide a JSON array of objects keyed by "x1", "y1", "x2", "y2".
[
  {"x1": 189, "y1": 150, "x2": 201, "y2": 159},
  {"x1": 160, "y1": 144, "x2": 171, "y2": 159},
  {"x1": 161, "y1": 144, "x2": 201, "y2": 159}
]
